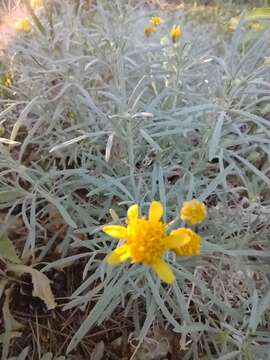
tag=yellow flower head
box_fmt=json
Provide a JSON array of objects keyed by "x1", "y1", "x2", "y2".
[
  {"x1": 144, "y1": 26, "x2": 156, "y2": 37},
  {"x1": 31, "y1": 0, "x2": 43, "y2": 7},
  {"x1": 2, "y1": 73, "x2": 13, "y2": 88},
  {"x1": 15, "y1": 18, "x2": 31, "y2": 33},
  {"x1": 103, "y1": 201, "x2": 201, "y2": 284},
  {"x1": 169, "y1": 228, "x2": 201, "y2": 256},
  {"x1": 180, "y1": 199, "x2": 207, "y2": 225},
  {"x1": 248, "y1": 21, "x2": 262, "y2": 32},
  {"x1": 170, "y1": 25, "x2": 182, "y2": 43},
  {"x1": 225, "y1": 17, "x2": 240, "y2": 33},
  {"x1": 150, "y1": 16, "x2": 162, "y2": 26}
]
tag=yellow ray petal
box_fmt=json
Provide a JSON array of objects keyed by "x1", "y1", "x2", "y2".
[
  {"x1": 148, "y1": 201, "x2": 163, "y2": 222},
  {"x1": 127, "y1": 204, "x2": 139, "y2": 222},
  {"x1": 167, "y1": 232, "x2": 191, "y2": 252},
  {"x1": 106, "y1": 245, "x2": 130, "y2": 265},
  {"x1": 102, "y1": 225, "x2": 127, "y2": 239},
  {"x1": 151, "y1": 258, "x2": 175, "y2": 284},
  {"x1": 169, "y1": 228, "x2": 201, "y2": 256}
]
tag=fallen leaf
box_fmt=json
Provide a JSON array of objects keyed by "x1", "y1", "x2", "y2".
[
  {"x1": 8, "y1": 264, "x2": 57, "y2": 310},
  {"x1": 0, "y1": 279, "x2": 9, "y2": 300},
  {"x1": 0, "y1": 229, "x2": 21, "y2": 264},
  {"x1": 3, "y1": 289, "x2": 24, "y2": 332},
  {"x1": 1, "y1": 289, "x2": 24, "y2": 360}
]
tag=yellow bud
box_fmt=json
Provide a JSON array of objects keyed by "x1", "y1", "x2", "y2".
[
  {"x1": 31, "y1": 0, "x2": 43, "y2": 7},
  {"x1": 150, "y1": 16, "x2": 162, "y2": 26},
  {"x1": 180, "y1": 199, "x2": 207, "y2": 225},
  {"x1": 144, "y1": 26, "x2": 156, "y2": 37},
  {"x1": 15, "y1": 18, "x2": 31, "y2": 33},
  {"x1": 225, "y1": 17, "x2": 240, "y2": 33},
  {"x1": 170, "y1": 25, "x2": 182, "y2": 43},
  {"x1": 248, "y1": 21, "x2": 262, "y2": 32}
]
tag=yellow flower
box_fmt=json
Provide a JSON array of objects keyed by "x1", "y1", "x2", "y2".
[
  {"x1": 103, "y1": 201, "x2": 200, "y2": 284},
  {"x1": 248, "y1": 21, "x2": 262, "y2": 32},
  {"x1": 31, "y1": 0, "x2": 43, "y2": 7},
  {"x1": 2, "y1": 73, "x2": 13, "y2": 88},
  {"x1": 15, "y1": 18, "x2": 31, "y2": 33},
  {"x1": 225, "y1": 17, "x2": 240, "y2": 32},
  {"x1": 170, "y1": 25, "x2": 182, "y2": 43},
  {"x1": 169, "y1": 228, "x2": 201, "y2": 256},
  {"x1": 150, "y1": 16, "x2": 162, "y2": 26},
  {"x1": 144, "y1": 26, "x2": 156, "y2": 37},
  {"x1": 180, "y1": 199, "x2": 207, "y2": 225}
]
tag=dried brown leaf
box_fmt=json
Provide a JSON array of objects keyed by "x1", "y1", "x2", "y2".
[{"x1": 8, "y1": 264, "x2": 57, "y2": 310}]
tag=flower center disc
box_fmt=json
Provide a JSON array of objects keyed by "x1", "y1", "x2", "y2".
[{"x1": 127, "y1": 219, "x2": 167, "y2": 265}]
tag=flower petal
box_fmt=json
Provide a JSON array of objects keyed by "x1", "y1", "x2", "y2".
[
  {"x1": 102, "y1": 225, "x2": 127, "y2": 239},
  {"x1": 127, "y1": 204, "x2": 139, "y2": 222},
  {"x1": 168, "y1": 228, "x2": 201, "y2": 256},
  {"x1": 167, "y1": 232, "x2": 191, "y2": 251},
  {"x1": 151, "y1": 258, "x2": 175, "y2": 284},
  {"x1": 148, "y1": 201, "x2": 163, "y2": 222},
  {"x1": 106, "y1": 245, "x2": 130, "y2": 265}
]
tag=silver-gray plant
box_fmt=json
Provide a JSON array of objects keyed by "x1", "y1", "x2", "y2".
[{"x1": 0, "y1": 0, "x2": 269, "y2": 358}]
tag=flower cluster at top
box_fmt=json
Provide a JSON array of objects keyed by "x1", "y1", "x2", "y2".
[
  {"x1": 15, "y1": 18, "x2": 31, "y2": 33},
  {"x1": 1, "y1": 73, "x2": 13, "y2": 88},
  {"x1": 0, "y1": 72, "x2": 14, "y2": 99},
  {"x1": 14, "y1": 0, "x2": 43, "y2": 33},
  {"x1": 102, "y1": 199, "x2": 206, "y2": 284},
  {"x1": 31, "y1": 0, "x2": 43, "y2": 6},
  {"x1": 144, "y1": 16, "x2": 182, "y2": 43},
  {"x1": 170, "y1": 25, "x2": 182, "y2": 43},
  {"x1": 226, "y1": 16, "x2": 262, "y2": 33}
]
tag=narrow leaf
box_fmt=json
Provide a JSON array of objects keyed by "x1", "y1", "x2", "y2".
[{"x1": 209, "y1": 112, "x2": 225, "y2": 161}]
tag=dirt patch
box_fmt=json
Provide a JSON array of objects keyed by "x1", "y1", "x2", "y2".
[{"x1": 4, "y1": 262, "x2": 135, "y2": 359}]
